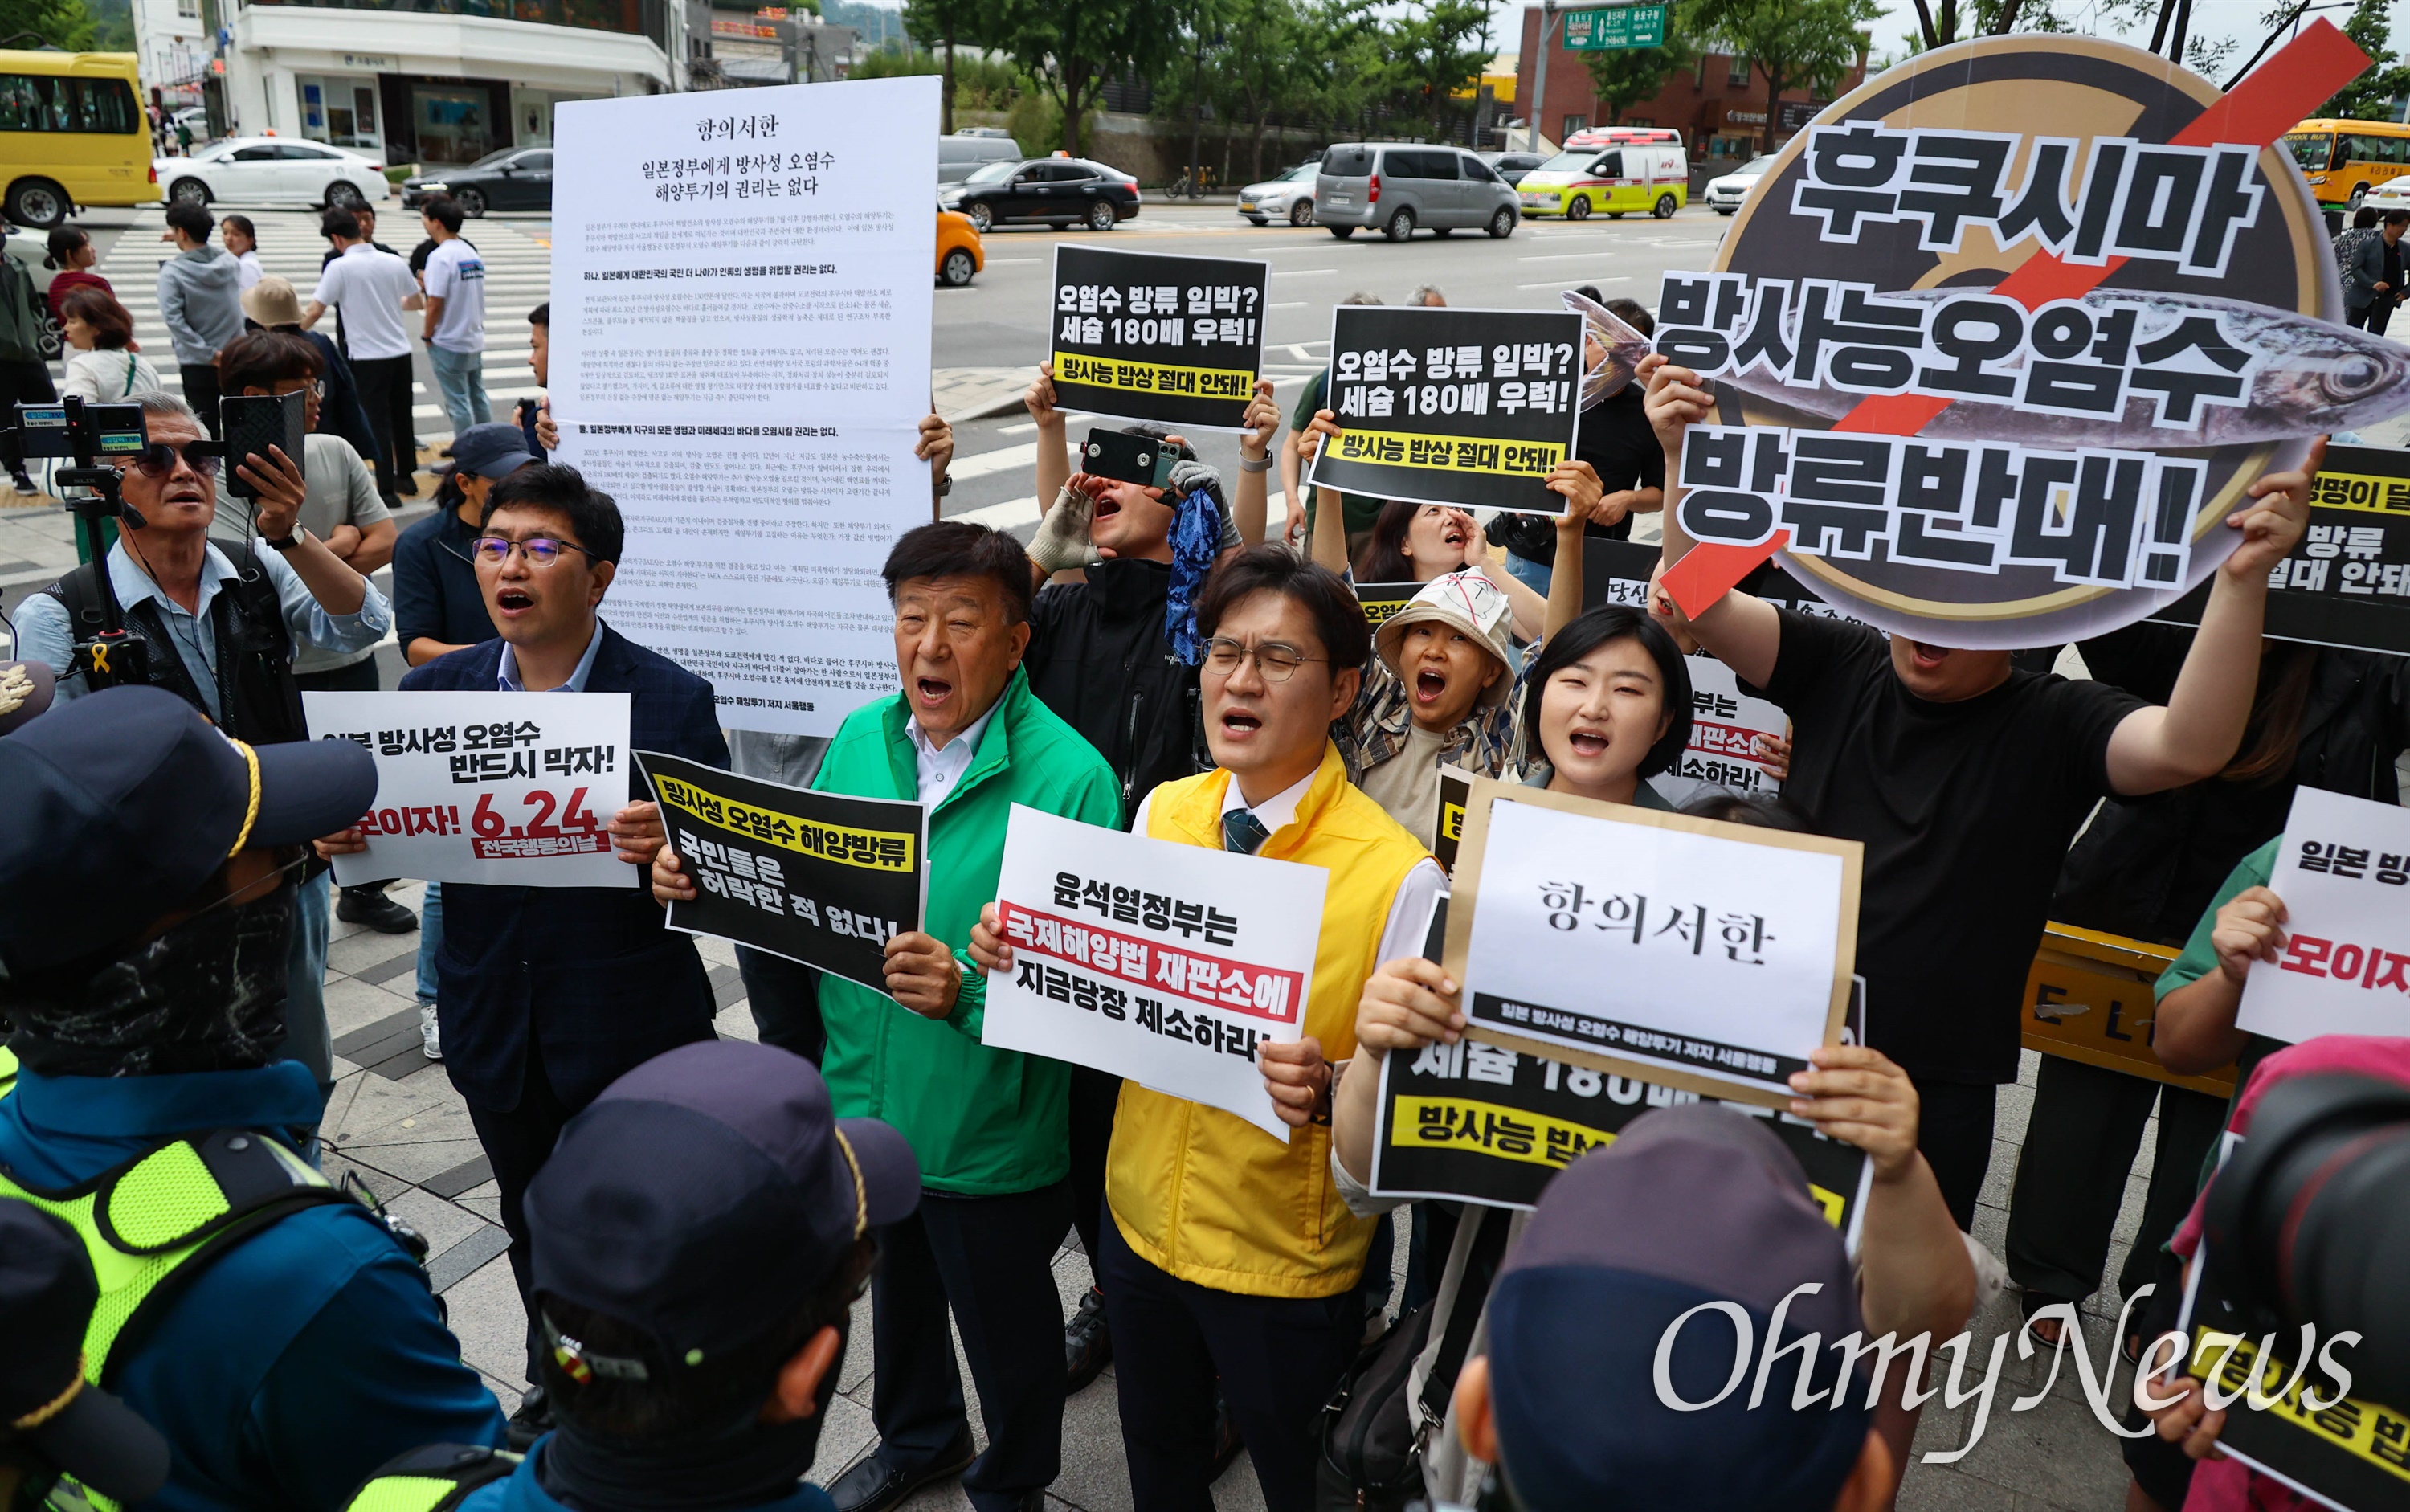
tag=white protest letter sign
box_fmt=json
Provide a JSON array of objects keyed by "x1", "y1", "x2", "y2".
[
  {"x1": 981, "y1": 804, "x2": 1324, "y2": 1140},
  {"x1": 304, "y1": 690, "x2": 634, "y2": 889},
  {"x1": 1445, "y1": 776, "x2": 1858, "y2": 1105},
  {"x1": 2240, "y1": 787, "x2": 2410, "y2": 1044},
  {"x1": 549, "y1": 76, "x2": 940, "y2": 738}
]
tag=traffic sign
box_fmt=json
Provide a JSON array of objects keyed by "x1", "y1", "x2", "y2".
[{"x1": 1562, "y1": 4, "x2": 1667, "y2": 50}]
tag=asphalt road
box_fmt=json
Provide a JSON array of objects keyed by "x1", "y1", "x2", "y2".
[{"x1": 931, "y1": 200, "x2": 1732, "y2": 536}]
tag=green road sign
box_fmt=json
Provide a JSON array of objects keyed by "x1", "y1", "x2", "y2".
[{"x1": 1562, "y1": 3, "x2": 1667, "y2": 49}]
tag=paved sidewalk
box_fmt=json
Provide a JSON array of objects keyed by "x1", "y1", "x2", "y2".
[{"x1": 321, "y1": 885, "x2": 2159, "y2": 1511}]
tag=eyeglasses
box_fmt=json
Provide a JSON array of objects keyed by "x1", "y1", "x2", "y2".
[
  {"x1": 472, "y1": 536, "x2": 600, "y2": 567},
  {"x1": 130, "y1": 440, "x2": 220, "y2": 479},
  {"x1": 1202, "y1": 637, "x2": 1324, "y2": 684}
]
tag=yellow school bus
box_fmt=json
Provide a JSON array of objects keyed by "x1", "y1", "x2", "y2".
[
  {"x1": 0, "y1": 51, "x2": 158, "y2": 228},
  {"x1": 2283, "y1": 117, "x2": 2410, "y2": 209}
]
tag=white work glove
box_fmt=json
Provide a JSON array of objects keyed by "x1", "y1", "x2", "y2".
[
  {"x1": 1029, "y1": 484, "x2": 1105, "y2": 575},
  {"x1": 1167, "y1": 458, "x2": 1239, "y2": 552}
]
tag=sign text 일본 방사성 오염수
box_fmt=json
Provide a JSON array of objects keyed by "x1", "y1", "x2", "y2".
[{"x1": 2239, "y1": 787, "x2": 2410, "y2": 1046}]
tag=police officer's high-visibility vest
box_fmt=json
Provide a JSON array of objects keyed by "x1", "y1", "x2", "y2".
[
  {"x1": 341, "y1": 1444, "x2": 521, "y2": 1512},
  {"x1": 0, "y1": 1126, "x2": 355, "y2": 1511}
]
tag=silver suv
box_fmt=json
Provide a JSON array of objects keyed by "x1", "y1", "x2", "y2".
[{"x1": 1315, "y1": 143, "x2": 1520, "y2": 242}]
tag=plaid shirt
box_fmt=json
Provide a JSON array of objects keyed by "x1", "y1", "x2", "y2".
[{"x1": 1333, "y1": 648, "x2": 1530, "y2": 785}]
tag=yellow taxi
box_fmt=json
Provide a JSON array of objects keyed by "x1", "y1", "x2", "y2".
[
  {"x1": 1517, "y1": 136, "x2": 1689, "y2": 221},
  {"x1": 0, "y1": 51, "x2": 158, "y2": 227},
  {"x1": 937, "y1": 209, "x2": 983, "y2": 286}
]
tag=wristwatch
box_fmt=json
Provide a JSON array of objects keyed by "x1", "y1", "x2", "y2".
[
  {"x1": 264, "y1": 525, "x2": 307, "y2": 551},
  {"x1": 933, "y1": 474, "x2": 953, "y2": 498}
]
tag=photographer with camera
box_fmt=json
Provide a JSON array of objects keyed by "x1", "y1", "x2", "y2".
[
  {"x1": 0, "y1": 686, "x2": 508, "y2": 1510},
  {"x1": 14, "y1": 390, "x2": 394, "y2": 1098}
]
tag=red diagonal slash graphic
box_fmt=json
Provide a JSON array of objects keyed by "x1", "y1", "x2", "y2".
[{"x1": 1660, "y1": 20, "x2": 2372, "y2": 619}]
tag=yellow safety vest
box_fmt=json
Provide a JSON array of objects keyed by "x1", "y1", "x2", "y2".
[
  {"x1": 1107, "y1": 742, "x2": 1431, "y2": 1298},
  {"x1": 341, "y1": 1444, "x2": 521, "y2": 1512}
]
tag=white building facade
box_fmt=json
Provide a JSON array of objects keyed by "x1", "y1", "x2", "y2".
[
  {"x1": 127, "y1": 0, "x2": 211, "y2": 114},
  {"x1": 201, "y1": 0, "x2": 683, "y2": 166}
]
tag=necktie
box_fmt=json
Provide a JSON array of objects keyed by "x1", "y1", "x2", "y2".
[{"x1": 1223, "y1": 809, "x2": 1272, "y2": 856}]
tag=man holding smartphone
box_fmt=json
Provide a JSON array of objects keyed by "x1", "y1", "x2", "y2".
[{"x1": 14, "y1": 390, "x2": 393, "y2": 1102}]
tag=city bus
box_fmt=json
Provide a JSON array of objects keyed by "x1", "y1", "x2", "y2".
[
  {"x1": 2283, "y1": 117, "x2": 2410, "y2": 209},
  {"x1": 0, "y1": 51, "x2": 158, "y2": 228}
]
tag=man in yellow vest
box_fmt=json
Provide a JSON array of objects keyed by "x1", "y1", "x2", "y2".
[{"x1": 974, "y1": 545, "x2": 1441, "y2": 1512}]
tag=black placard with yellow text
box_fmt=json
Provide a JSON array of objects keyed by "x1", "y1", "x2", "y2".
[
  {"x1": 639, "y1": 750, "x2": 926, "y2": 994},
  {"x1": 1049, "y1": 244, "x2": 1267, "y2": 431}
]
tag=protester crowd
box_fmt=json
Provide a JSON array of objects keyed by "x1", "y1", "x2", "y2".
[{"x1": 0, "y1": 206, "x2": 2400, "y2": 1512}]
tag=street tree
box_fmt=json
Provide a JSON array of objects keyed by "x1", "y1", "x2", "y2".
[
  {"x1": 901, "y1": 0, "x2": 991, "y2": 133},
  {"x1": 2319, "y1": 0, "x2": 2410, "y2": 117},
  {"x1": 1689, "y1": 0, "x2": 1877, "y2": 149},
  {"x1": 991, "y1": 0, "x2": 1178, "y2": 157},
  {"x1": 1582, "y1": 7, "x2": 1698, "y2": 125},
  {"x1": 1379, "y1": 0, "x2": 1495, "y2": 141}
]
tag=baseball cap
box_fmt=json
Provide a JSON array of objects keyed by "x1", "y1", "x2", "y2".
[
  {"x1": 0, "y1": 685, "x2": 378, "y2": 973},
  {"x1": 526, "y1": 1040, "x2": 920, "y2": 1371},
  {"x1": 439, "y1": 422, "x2": 536, "y2": 482},
  {"x1": 1374, "y1": 570, "x2": 1515, "y2": 706},
  {"x1": 1485, "y1": 1103, "x2": 1873, "y2": 1512},
  {"x1": 0, "y1": 1204, "x2": 170, "y2": 1503}
]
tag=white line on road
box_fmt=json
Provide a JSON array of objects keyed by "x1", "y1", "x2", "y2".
[
  {"x1": 1517, "y1": 251, "x2": 1634, "y2": 262},
  {"x1": 1517, "y1": 277, "x2": 1631, "y2": 289},
  {"x1": 1270, "y1": 268, "x2": 1337, "y2": 277},
  {"x1": 954, "y1": 494, "x2": 1040, "y2": 529},
  {"x1": 997, "y1": 420, "x2": 1038, "y2": 435},
  {"x1": 986, "y1": 257, "x2": 1040, "y2": 264},
  {"x1": 1269, "y1": 300, "x2": 1307, "y2": 309}
]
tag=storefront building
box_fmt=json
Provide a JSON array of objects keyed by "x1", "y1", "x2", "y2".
[{"x1": 214, "y1": 0, "x2": 680, "y2": 166}]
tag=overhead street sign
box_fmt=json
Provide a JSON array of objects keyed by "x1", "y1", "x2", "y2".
[{"x1": 1562, "y1": 4, "x2": 1668, "y2": 50}]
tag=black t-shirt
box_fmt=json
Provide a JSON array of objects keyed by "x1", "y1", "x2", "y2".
[{"x1": 1761, "y1": 609, "x2": 2147, "y2": 1082}]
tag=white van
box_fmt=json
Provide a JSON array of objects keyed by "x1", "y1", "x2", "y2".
[{"x1": 1515, "y1": 141, "x2": 1691, "y2": 219}]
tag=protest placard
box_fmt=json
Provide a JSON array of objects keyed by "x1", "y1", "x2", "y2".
[
  {"x1": 1579, "y1": 536, "x2": 1858, "y2": 625},
  {"x1": 2023, "y1": 923, "x2": 2236, "y2": 1098},
  {"x1": 1650, "y1": 35, "x2": 2396, "y2": 648},
  {"x1": 978, "y1": 803, "x2": 1325, "y2": 1139},
  {"x1": 1048, "y1": 245, "x2": 1268, "y2": 431},
  {"x1": 1431, "y1": 766, "x2": 1475, "y2": 874},
  {"x1": 2149, "y1": 442, "x2": 2410, "y2": 656},
  {"x1": 548, "y1": 76, "x2": 940, "y2": 738},
  {"x1": 1354, "y1": 581, "x2": 1419, "y2": 628},
  {"x1": 638, "y1": 751, "x2": 925, "y2": 995},
  {"x1": 1669, "y1": 654, "x2": 1786, "y2": 798},
  {"x1": 1444, "y1": 774, "x2": 1859, "y2": 1105},
  {"x1": 2181, "y1": 1240, "x2": 2410, "y2": 1510},
  {"x1": 305, "y1": 690, "x2": 633, "y2": 888},
  {"x1": 2238, "y1": 788, "x2": 2410, "y2": 1046},
  {"x1": 1306, "y1": 305, "x2": 1585, "y2": 515}
]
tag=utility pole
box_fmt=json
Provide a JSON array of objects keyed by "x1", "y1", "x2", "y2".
[{"x1": 1527, "y1": 0, "x2": 1558, "y2": 153}]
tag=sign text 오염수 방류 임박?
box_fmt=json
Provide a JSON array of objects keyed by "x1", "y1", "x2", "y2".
[
  {"x1": 978, "y1": 804, "x2": 1327, "y2": 1140},
  {"x1": 1444, "y1": 775, "x2": 1861, "y2": 1105},
  {"x1": 1307, "y1": 304, "x2": 1587, "y2": 516},
  {"x1": 1650, "y1": 34, "x2": 2403, "y2": 650},
  {"x1": 1049, "y1": 244, "x2": 1270, "y2": 432},
  {"x1": 639, "y1": 750, "x2": 929, "y2": 996},
  {"x1": 304, "y1": 689, "x2": 635, "y2": 889}
]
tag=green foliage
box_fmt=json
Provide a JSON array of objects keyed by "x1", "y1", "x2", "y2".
[
  {"x1": 988, "y1": 0, "x2": 1178, "y2": 154},
  {"x1": 848, "y1": 47, "x2": 942, "y2": 76},
  {"x1": 1582, "y1": 3, "x2": 1697, "y2": 125},
  {"x1": 1006, "y1": 88, "x2": 1073, "y2": 153},
  {"x1": 1688, "y1": 0, "x2": 1875, "y2": 145},
  {"x1": 2320, "y1": 0, "x2": 2410, "y2": 118},
  {"x1": 83, "y1": 0, "x2": 131, "y2": 48},
  {"x1": 1377, "y1": 0, "x2": 1494, "y2": 140},
  {"x1": 0, "y1": 0, "x2": 96, "y2": 49}
]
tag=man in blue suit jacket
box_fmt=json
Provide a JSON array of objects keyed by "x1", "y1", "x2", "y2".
[{"x1": 321, "y1": 464, "x2": 729, "y2": 1445}]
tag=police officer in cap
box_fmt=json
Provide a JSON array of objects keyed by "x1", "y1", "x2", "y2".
[
  {"x1": 345, "y1": 1038, "x2": 921, "y2": 1511},
  {"x1": 0, "y1": 685, "x2": 507, "y2": 1508},
  {"x1": 0, "y1": 1202, "x2": 170, "y2": 1510}
]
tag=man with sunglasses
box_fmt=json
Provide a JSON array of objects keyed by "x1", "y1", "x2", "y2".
[
  {"x1": 17, "y1": 389, "x2": 394, "y2": 1098},
  {"x1": 0, "y1": 685, "x2": 509, "y2": 1511},
  {"x1": 322, "y1": 461, "x2": 731, "y2": 1450},
  {"x1": 970, "y1": 546, "x2": 1441, "y2": 1512}
]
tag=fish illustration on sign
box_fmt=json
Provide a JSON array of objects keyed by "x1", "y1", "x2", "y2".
[
  {"x1": 1692, "y1": 287, "x2": 2410, "y2": 447},
  {"x1": 1565, "y1": 288, "x2": 1656, "y2": 408}
]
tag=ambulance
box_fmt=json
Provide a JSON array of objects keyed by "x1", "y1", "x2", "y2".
[{"x1": 1516, "y1": 128, "x2": 1689, "y2": 219}]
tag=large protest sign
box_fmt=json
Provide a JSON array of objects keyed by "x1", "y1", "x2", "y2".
[
  {"x1": 305, "y1": 691, "x2": 633, "y2": 888},
  {"x1": 2023, "y1": 923, "x2": 2236, "y2": 1097},
  {"x1": 549, "y1": 77, "x2": 940, "y2": 738},
  {"x1": 1431, "y1": 766, "x2": 1476, "y2": 874},
  {"x1": 2149, "y1": 443, "x2": 2410, "y2": 656},
  {"x1": 1354, "y1": 581, "x2": 1420, "y2": 628},
  {"x1": 1306, "y1": 305, "x2": 1585, "y2": 515},
  {"x1": 1647, "y1": 31, "x2": 2399, "y2": 648},
  {"x1": 1444, "y1": 775, "x2": 1859, "y2": 1104},
  {"x1": 638, "y1": 752, "x2": 925, "y2": 995},
  {"x1": 1048, "y1": 246, "x2": 1267, "y2": 431},
  {"x1": 2239, "y1": 788, "x2": 2410, "y2": 1045},
  {"x1": 980, "y1": 804, "x2": 1325, "y2": 1138}
]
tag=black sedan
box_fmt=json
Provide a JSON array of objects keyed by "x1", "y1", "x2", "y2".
[
  {"x1": 401, "y1": 148, "x2": 553, "y2": 217},
  {"x1": 937, "y1": 157, "x2": 1140, "y2": 233}
]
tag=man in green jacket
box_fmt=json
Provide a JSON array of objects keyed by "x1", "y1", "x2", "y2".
[{"x1": 657, "y1": 520, "x2": 1119, "y2": 1512}]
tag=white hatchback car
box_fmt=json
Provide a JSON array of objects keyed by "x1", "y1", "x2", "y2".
[{"x1": 157, "y1": 138, "x2": 390, "y2": 210}]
